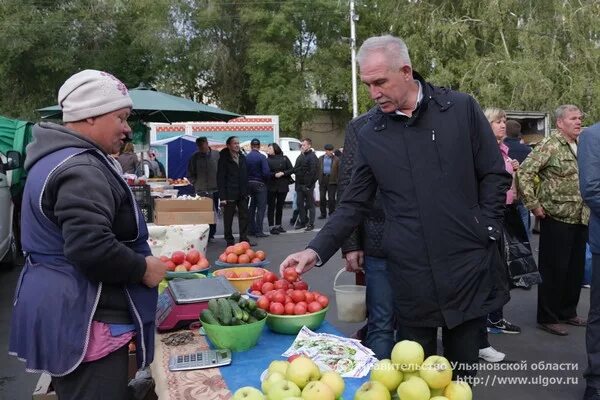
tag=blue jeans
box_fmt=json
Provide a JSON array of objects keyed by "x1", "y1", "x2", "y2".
[
  {"x1": 585, "y1": 253, "x2": 600, "y2": 387},
  {"x1": 248, "y1": 181, "x2": 267, "y2": 235},
  {"x1": 364, "y1": 256, "x2": 395, "y2": 360},
  {"x1": 516, "y1": 201, "x2": 531, "y2": 238}
]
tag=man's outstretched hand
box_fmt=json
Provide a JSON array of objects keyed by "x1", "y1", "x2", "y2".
[{"x1": 280, "y1": 249, "x2": 319, "y2": 276}]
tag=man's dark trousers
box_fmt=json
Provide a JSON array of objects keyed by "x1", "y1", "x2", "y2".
[
  {"x1": 319, "y1": 175, "x2": 337, "y2": 217},
  {"x1": 296, "y1": 185, "x2": 315, "y2": 225},
  {"x1": 223, "y1": 197, "x2": 250, "y2": 244},
  {"x1": 537, "y1": 216, "x2": 587, "y2": 323},
  {"x1": 397, "y1": 317, "x2": 484, "y2": 379},
  {"x1": 248, "y1": 181, "x2": 268, "y2": 235},
  {"x1": 585, "y1": 253, "x2": 600, "y2": 388}
]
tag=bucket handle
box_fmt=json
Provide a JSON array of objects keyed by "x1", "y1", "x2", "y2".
[{"x1": 333, "y1": 267, "x2": 351, "y2": 289}]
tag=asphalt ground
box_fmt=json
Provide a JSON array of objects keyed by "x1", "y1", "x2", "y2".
[{"x1": 0, "y1": 206, "x2": 590, "y2": 399}]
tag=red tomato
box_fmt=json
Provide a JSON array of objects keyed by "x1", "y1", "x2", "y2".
[
  {"x1": 257, "y1": 296, "x2": 270, "y2": 310},
  {"x1": 269, "y1": 302, "x2": 285, "y2": 315},
  {"x1": 274, "y1": 279, "x2": 290, "y2": 290},
  {"x1": 165, "y1": 261, "x2": 176, "y2": 271},
  {"x1": 293, "y1": 281, "x2": 309, "y2": 291},
  {"x1": 238, "y1": 254, "x2": 251, "y2": 264},
  {"x1": 239, "y1": 272, "x2": 251, "y2": 278},
  {"x1": 197, "y1": 259, "x2": 209, "y2": 269},
  {"x1": 251, "y1": 290, "x2": 262, "y2": 297},
  {"x1": 294, "y1": 303, "x2": 307, "y2": 315},
  {"x1": 263, "y1": 271, "x2": 278, "y2": 283},
  {"x1": 307, "y1": 301, "x2": 322, "y2": 313},
  {"x1": 261, "y1": 282, "x2": 275, "y2": 294},
  {"x1": 186, "y1": 249, "x2": 201, "y2": 265},
  {"x1": 272, "y1": 291, "x2": 286, "y2": 304},
  {"x1": 295, "y1": 301, "x2": 307, "y2": 309},
  {"x1": 316, "y1": 295, "x2": 329, "y2": 308},
  {"x1": 182, "y1": 261, "x2": 192, "y2": 271},
  {"x1": 284, "y1": 302, "x2": 296, "y2": 315},
  {"x1": 312, "y1": 291, "x2": 322, "y2": 298},
  {"x1": 218, "y1": 253, "x2": 228, "y2": 262},
  {"x1": 255, "y1": 250, "x2": 266, "y2": 261},
  {"x1": 251, "y1": 257, "x2": 262, "y2": 263},
  {"x1": 304, "y1": 292, "x2": 315, "y2": 303},
  {"x1": 291, "y1": 290, "x2": 306, "y2": 303},
  {"x1": 226, "y1": 245, "x2": 235, "y2": 254},
  {"x1": 266, "y1": 291, "x2": 275, "y2": 300},
  {"x1": 251, "y1": 279, "x2": 264, "y2": 292},
  {"x1": 286, "y1": 289, "x2": 294, "y2": 296},
  {"x1": 283, "y1": 267, "x2": 299, "y2": 283},
  {"x1": 239, "y1": 241, "x2": 251, "y2": 251},
  {"x1": 285, "y1": 295, "x2": 294, "y2": 304},
  {"x1": 171, "y1": 251, "x2": 185, "y2": 265}
]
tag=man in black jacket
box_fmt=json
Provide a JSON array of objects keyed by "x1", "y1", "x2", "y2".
[
  {"x1": 281, "y1": 35, "x2": 511, "y2": 379},
  {"x1": 217, "y1": 136, "x2": 255, "y2": 246},
  {"x1": 293, "y1": 138, "x2": 319, "y2": 231}
]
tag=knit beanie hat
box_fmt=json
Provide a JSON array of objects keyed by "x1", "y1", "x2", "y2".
[{"x1": 58, "y1": 69, "x2": 133, "y2": 122}]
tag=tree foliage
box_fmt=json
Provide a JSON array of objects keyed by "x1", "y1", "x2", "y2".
[{"x1": 1, "y1": 0, "x2": 600, "y2": 127}]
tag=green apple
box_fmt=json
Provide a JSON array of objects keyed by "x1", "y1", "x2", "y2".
[
  {"x1": 390, "y1": 340, "x2": 424, "y2": 372},
  {"x1": 353, "y1": 381, "x2": 391, "y2": 400},
  {"x1": 232, "y1": 386, "x2": 266, "y2": 400},
  {"x1": 419, "y1": 355, "x2": 452, "y2": 389},
  {"x1": 261, "y1": 371, "x2": 285, "y2": 394},
  {"x1": 268, "y1": 360, "x2": 290, "y2": 376},
  {"x1": 301, "y1": 380, "x2": 335, "y2": 400},
  {"x1": 266, "y1": 380, "x2": 301, "y2": 400},
  {"x1": 286, "y1": 356, "x2": 321, "y2": 389},
  {"x1": 369, "y1": 359, "x2": 403, "y2": 392},
  {"x1": 396, "y1": 376, "x2": 430, "y2": 400},
  {"x1": 443, "y1": 381, "x2": 472, "y2": 400},
  {"x1": 430, "y1": 397, "x2": 450, "y2": 400},
  {"x1": 319, "y1": 371, "x2": 345, "y2": 398},
  {"x1": 402, "y1": 371, "x2": 419, "y2": 382}
]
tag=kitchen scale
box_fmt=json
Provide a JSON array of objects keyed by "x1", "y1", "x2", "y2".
[{"x1": 156, "y1": 276, "x2": 237, "y2": 331}]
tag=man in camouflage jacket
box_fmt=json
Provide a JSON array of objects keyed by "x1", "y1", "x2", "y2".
[{"x1": 517, "y1": 104, "x2": 589, "y2": 336}]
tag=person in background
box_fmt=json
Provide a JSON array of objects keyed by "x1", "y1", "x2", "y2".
[
  {"x1": 266, "y1": 142, "x2": 294, "y2": 235},
  {"x1": 218, "y1": 136, "x2": 255, "y2": 246},
  {"x1": 109, "y1": 151, "x2": 124, "y2": 175},
  {"x1": 318, "y1": 144, "x2": 340, "y2": 219},
  {"x1": 477, "y1": 108, "x2": 523, "y2": 363},
  {"x1": 187, "y1": 136, "x2": 220, "y2": 242},
  {"x1": 246, "y1": 138, "x2": 271, "y2": 238},
  {"x1": 337, "y1": 116, "x2": 395, "y2": 360},
  {"x1": 293, "y1": 138, "x2": 319, "y2": 231},
  {"x1": 504, "y1": 119, "x2": 532, "y2": 232},
  {"x1": 148, "y1": 150, "x2": 165, "y2": 178},
  {"x1": 9, "y1": 69, "x2": 166, "y2": 400},
  {"x1": 518, "y1": 104, "x2": 589, "y2": 336},
  {"x1": 578, "y1": 121, "x2": 600, "y2": 400},
  {"x1": 280, "y1": 35, "x2": 511, "y2": 379},
  {"x1": 117, "y1": 142, "x2": 138, "y2": 174}
]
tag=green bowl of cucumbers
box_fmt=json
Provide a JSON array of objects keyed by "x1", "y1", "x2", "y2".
[{"x1": 200, "y1": 293, "x2": 267, "y2": 352}]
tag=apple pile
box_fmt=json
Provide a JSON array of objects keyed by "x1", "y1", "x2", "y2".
[
  {"x1": 356, "y1": 340, "x2": 472, "y2": 400},
  {"x1": 232, "y1": 356, "x2": 344, "y2": 400},
  {"x1": 250, "y1": 268, "x2": 329, "y2": 316},
  {"x1": 160, "y1": 249, "x2": 209, "y2": 272},
  {"x1": 218, "y1": 241, "x2": 267, "y2": 265}
]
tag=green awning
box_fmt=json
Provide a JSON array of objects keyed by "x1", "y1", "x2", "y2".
[{"x1": 0, "y1": 115, "x2": 33, "y2": 195}]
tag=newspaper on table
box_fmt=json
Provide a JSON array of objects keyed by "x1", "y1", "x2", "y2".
[{"x1": 282, "y1": 326, "x2": 378, "y2": 378}]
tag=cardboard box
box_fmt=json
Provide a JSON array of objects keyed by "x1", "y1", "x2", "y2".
[
  {"x1": 153, "y1": 198, "x2": 214, "y2": 225},
  {"x1": 33, "y1": 353, "x2": 157, "y2": 400}
]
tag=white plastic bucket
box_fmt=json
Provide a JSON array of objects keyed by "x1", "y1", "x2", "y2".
[{"x1": 333, "y1": 268, "x2": 367, "y2": 322}]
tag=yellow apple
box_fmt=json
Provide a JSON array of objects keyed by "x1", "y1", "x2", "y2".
[
  {"x1": 319, "y1": 371, "x2": 345, "y2": 398},
  {"x1": 286, "y1": 356, "x2": 321, "y2": 389},
  {"x1": 268, "y1": 360, "x2": 290, "y2": 376},
  {"x1": 301, "y1": 380, "x2": 335, "y2": 400},
  {"x1": 430, "y1": 397, "x2": 450, "y2": 400},
  {"x1": 430, "y1": 387, "x2": 446, "y2": 397},
  {"x1": 443, "y1": 381, "x2": 472, "y2": 400},
  {"x1": 261, "y1": 371, "x2": 285, "y2": 394},
  {"x1": 396, "y1": 376, "x2": 430, "y2": 400},
  {"x1": 402, "y1": 371, "x2": 419, "y2": 382},
  {"x1": 266, "y1": 380, "x2": 301, "y2": 400},
  {"x1": 232, "y1": 386, "x2": 266, "y2": 400},
  {"x1": 419, "y1": 355, "x2": 452, "y2": 389},
  {"x1": 390, "y1": 340, "x2": 424, "y2": 372},
  {"x1": 369, "y1": 359, "x2": 403, "y2": 392},
  {"x1": 353, "y1": 381, "x2": 391, "y2": 400}
]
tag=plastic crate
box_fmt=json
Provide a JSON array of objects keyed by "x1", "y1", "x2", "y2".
[
  {"x1": 129, "y1": 184, "x2": 152, "y2": 205},
  {"x1": 139, "y1": 202, "x2": 154, "y2": 223}
]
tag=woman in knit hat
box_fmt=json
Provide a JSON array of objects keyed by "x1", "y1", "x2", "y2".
[{"x1": 9, "y1": 69, "x2": 167, "y2": 400}]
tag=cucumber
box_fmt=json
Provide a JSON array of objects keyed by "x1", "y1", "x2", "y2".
[
  {"x1": 247, "y1": 315, "x2": 258, "y2": 323},
  {"x1": 237, "y1": 298, "x2": 248, "y2": 309},
  {"x1": 228, "y1": 299, "x2": 244, "y2": 321},
  {"x1": 229, "y1": 291, "x2": 242, "y2": 301},
  {"x1": 253, "y1": 308, "x2": 267, "y2": 320},
  {"x1": 208, "y1": 298, "x2": 219, "y2": 316},
  {"x1": 241, "y1": 310, "x2": 249, "y2": 322},
  {"x1": 245, "y1": 299, "x2": 257, "y2": 311},
  {"x1": 217, "y1": 298, "x2": 232, "y2": 325},
  {"x1": 200, "y1": 309, "x2": 220, "y2": 325}
]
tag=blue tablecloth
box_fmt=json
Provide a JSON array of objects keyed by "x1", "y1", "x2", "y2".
[{"x1": 216, "y1": 321, "x2": 369, "y2": 398}]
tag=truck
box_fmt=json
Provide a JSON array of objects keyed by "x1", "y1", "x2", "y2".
[{"x1": 505, "y1": 110, "x2": 551, "y2": 145}]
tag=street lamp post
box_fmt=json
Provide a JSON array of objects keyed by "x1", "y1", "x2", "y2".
[{"x1": 350, "y1": 0, "x2": 358, "y2": 118}]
